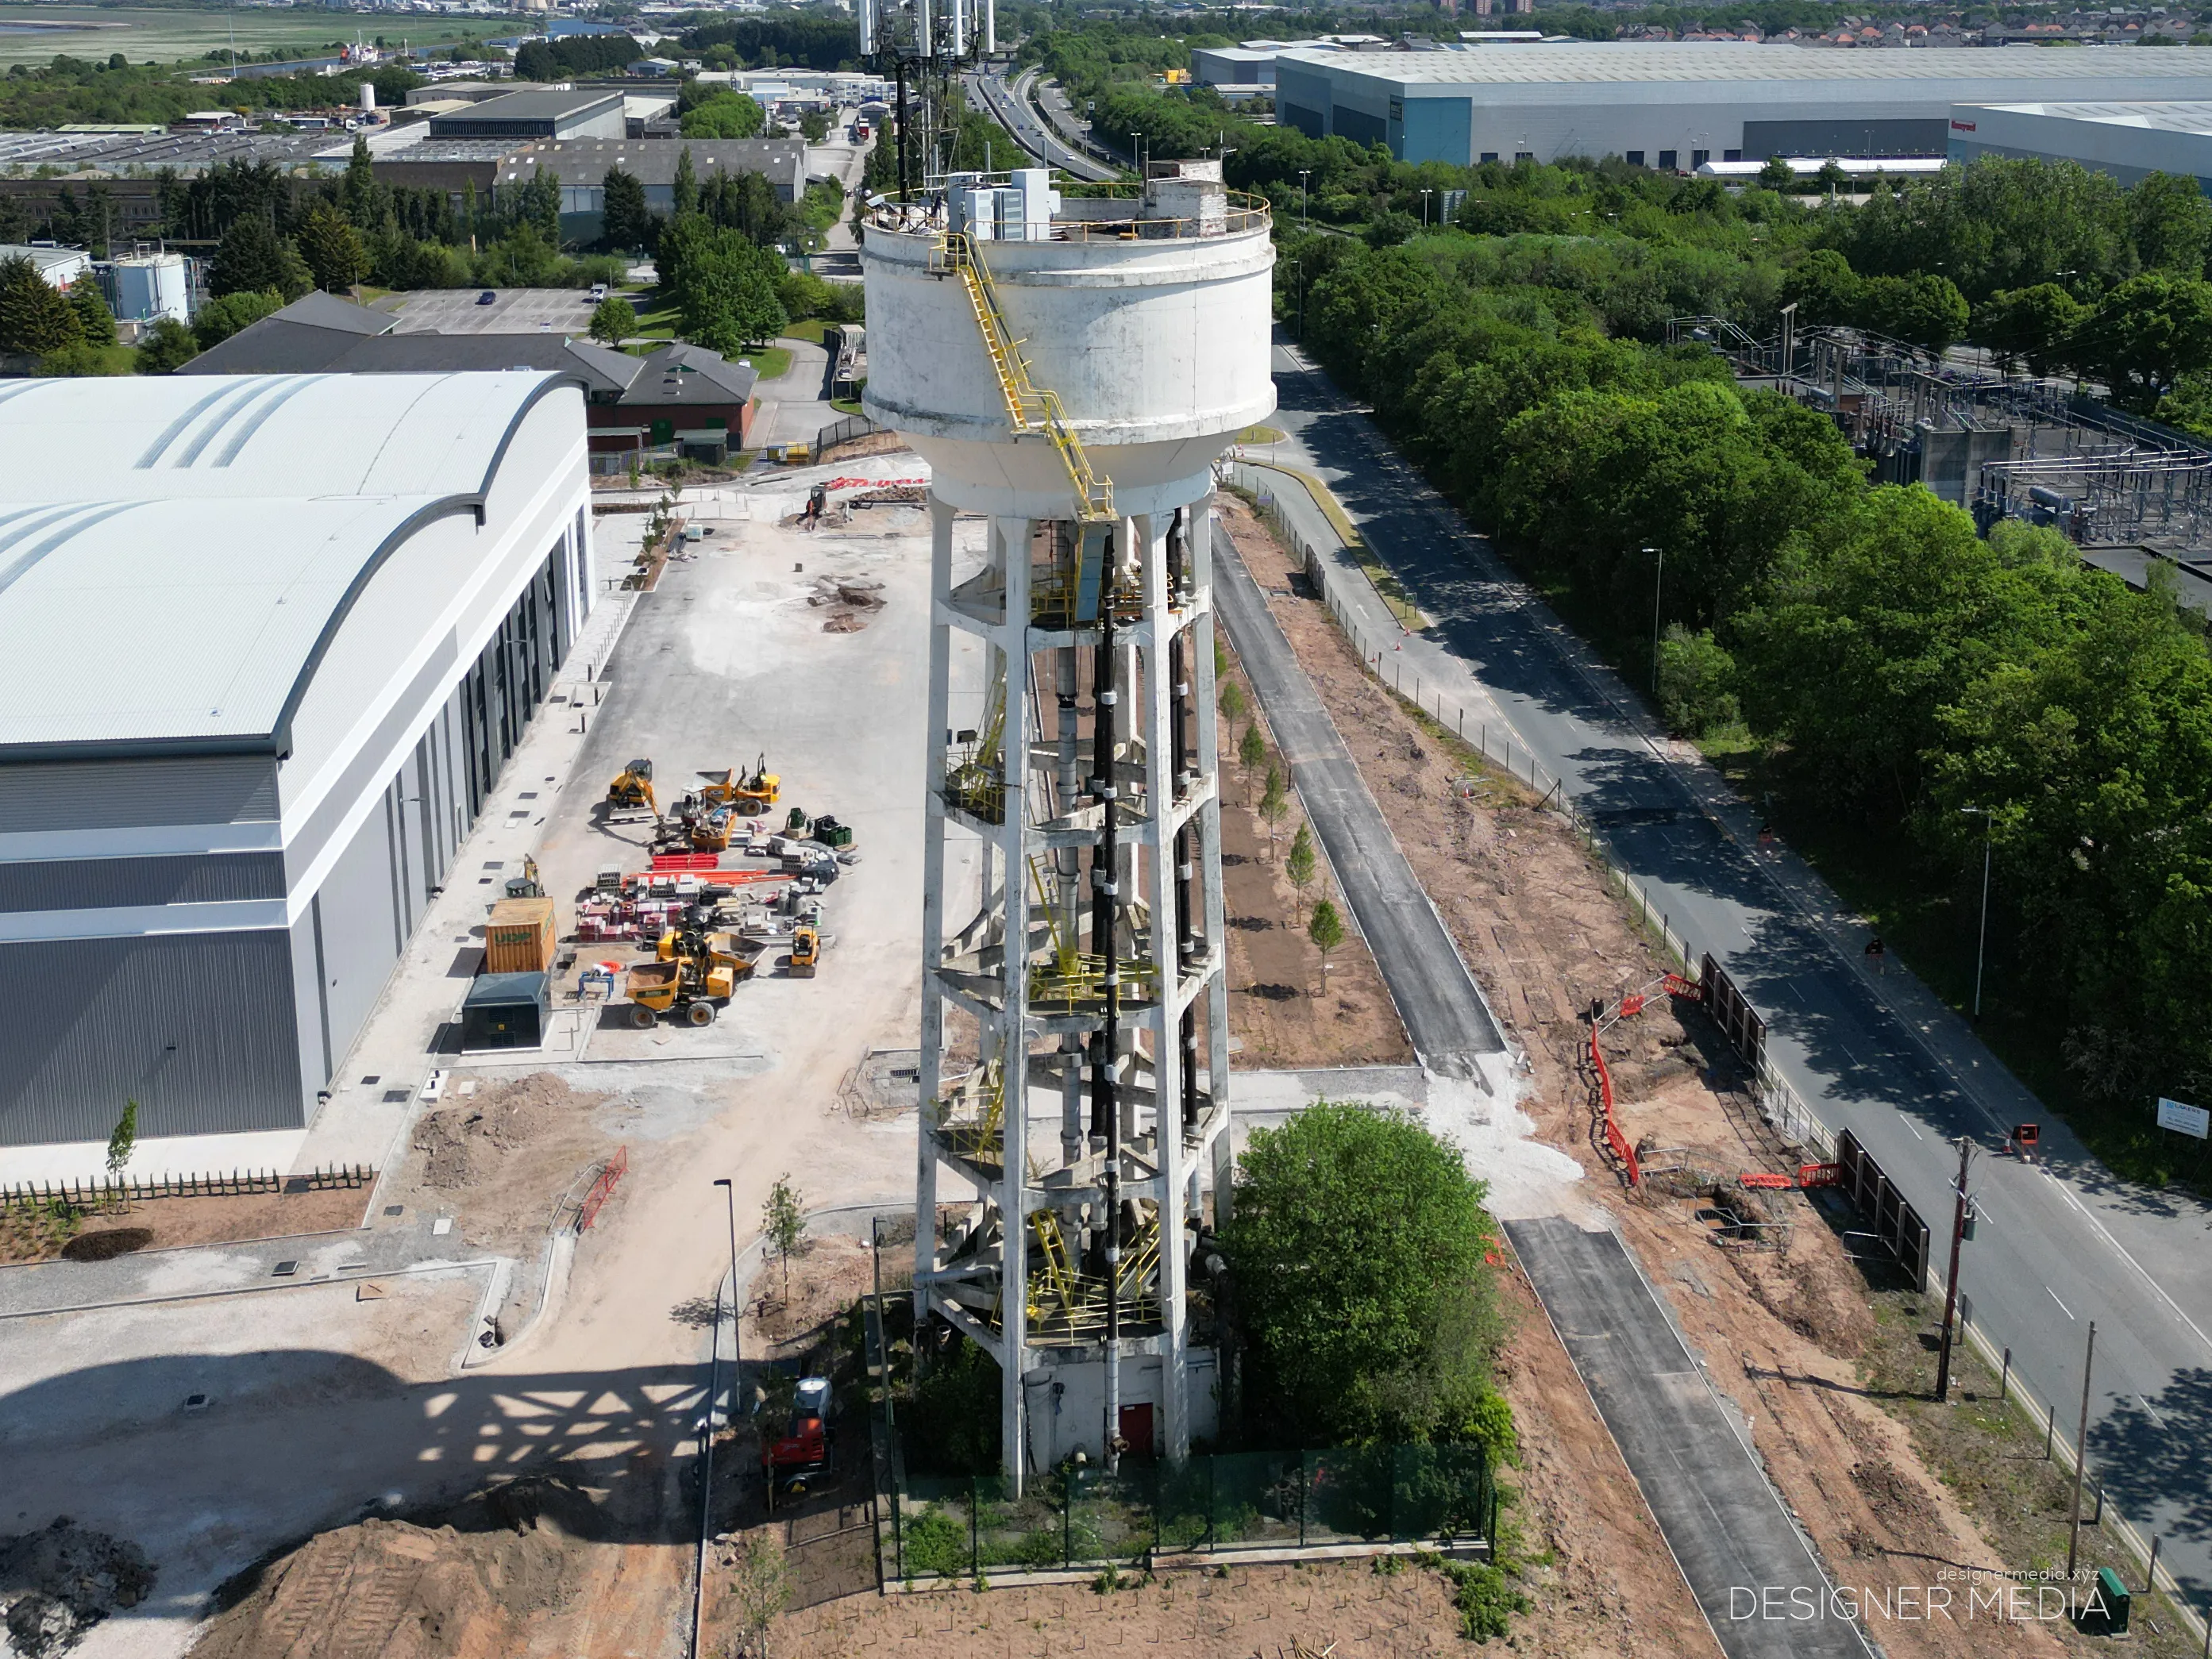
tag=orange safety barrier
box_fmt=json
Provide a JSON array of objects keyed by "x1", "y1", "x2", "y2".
[
  {"x1": 1590, "y1": 972, "x2": 1704, "y2": 1188},
  {"x1": 1737, "y1": 1163, "x2": 1841, "y2": 1191}
]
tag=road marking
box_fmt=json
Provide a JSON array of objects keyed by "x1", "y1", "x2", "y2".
[
  {"x1": 2137, "y1": 1394, "x2": 2167, "y2": 1427},
  {"x1": 1904, "y1": 1119, "x2": 1924, "y2": 1141},
  {"x1": 2048, "y1": 1286, "x2": 2075, "y2": 1318}
]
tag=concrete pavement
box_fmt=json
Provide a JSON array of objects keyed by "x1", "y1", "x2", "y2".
[{"x1": 1254, "y1": 335, "x2": 2212, "y2": 1609}]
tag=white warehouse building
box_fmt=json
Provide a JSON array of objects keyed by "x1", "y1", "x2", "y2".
[
  {"x1": 1948, "y1": 100, "x2": 2212, "y2": 191},
  {"x1": 0, "y1": 373, "x2": 592, "y2": 1149},
  {"x1": 1273, "y1": 44, "x2": 2212, "y2": 168}
]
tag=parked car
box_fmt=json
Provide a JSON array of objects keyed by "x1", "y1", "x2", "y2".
[{"x1": 476, "y1": 290, "x2": 497, "y2": 306}]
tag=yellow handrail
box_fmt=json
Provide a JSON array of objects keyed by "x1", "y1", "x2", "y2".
[{"x1": 932, "y1": 230, "x2": 1116, "y2": 525}]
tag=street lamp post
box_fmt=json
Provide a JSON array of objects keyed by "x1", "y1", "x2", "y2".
[
  {"x1": 1298, "y1": 169, "x2": 1311, "y2": 226},
  {"x1": 1644, "y1": 545, "x2": 1663, "y2": 693},
  {"x1": 692, "y1": 1176, "x2": 742, "y2": 1659},
  {"x1": 1961, "y1": 806, "x2": 1993, "y2": 1019},
  {"x1": 1420, "y1": 187, "x2": 1432, "y2": 228}
]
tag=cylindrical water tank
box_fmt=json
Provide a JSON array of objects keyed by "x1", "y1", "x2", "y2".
[
  {"x1": 861, "y1": 166, "x2": 1275, "y2": 519},
  {"x1": 112, "y1": 254, "x2": 189, "y2": 325},
  {"x1": 360, "y1": 81, "x2": 377, "y2": 114}
]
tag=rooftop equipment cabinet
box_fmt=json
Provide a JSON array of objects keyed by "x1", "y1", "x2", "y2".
[{"x1": 461, "y1": 971, "x2": 551, "y2": 1052}]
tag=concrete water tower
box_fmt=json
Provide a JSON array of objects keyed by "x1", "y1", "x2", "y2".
[{"x1": 862, "y1": 160, "x2": 1274, "y2": 1489}]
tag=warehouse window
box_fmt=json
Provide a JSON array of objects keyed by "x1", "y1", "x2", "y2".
[
  {"x1": 1479, "y1": 152, "x2": 1498, "y2": 164},
  {"x1": 1691, "y1": 148, "x2": 1710, "y2": 169},
  {"x1": 1658, "y1": 149, "x2": 1678, "y2": 171},
  {"x1": 1625, "y1": 151, "x2": 1645, "y2": 167},
  {"x1": 1725, "y1": 148, "x2": 1743, "y2": 163}
]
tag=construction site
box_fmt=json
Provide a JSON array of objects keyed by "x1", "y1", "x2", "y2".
[{"x1": 3, "y1": 29, "x2": 2194, "y2": 1659}]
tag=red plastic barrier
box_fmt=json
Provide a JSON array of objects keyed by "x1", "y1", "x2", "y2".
[
  {"x1": 1738, "y1": 1172, "x2": 1794, "y2": 1190},
  {"x1": 578, "y1": 1145, "x2": 629, "y2": 1231},
  {"x1": 1797, "y1": 1162, "x2": 1841, "y2": 1188},
  {"x1": 650, "y1": 852, "x2": 722, "y2": 872},
  {"x1": 1590, "y1": 1026, "x2": 1642, "y2": 1187}
]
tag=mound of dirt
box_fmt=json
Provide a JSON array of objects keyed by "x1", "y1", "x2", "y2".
[
  {"x1": 194, "y1": 1481, "x2": 610, "y2": 1659},
  {"x1": 0, "y1": 1518, "x2": 156, "y2": 1659},
  {"x1": 410, "y1": 1075, "x2": 603, "y2": 1193}
]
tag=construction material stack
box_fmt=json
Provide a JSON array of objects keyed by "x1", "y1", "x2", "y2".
[{"x1": 862, "y1": 160, "x2": 1276, "y2": 1489}]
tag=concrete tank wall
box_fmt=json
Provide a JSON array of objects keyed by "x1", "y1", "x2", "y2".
[{"x1": 861, "y1": 221, "x2": 1277, "y2": 518}]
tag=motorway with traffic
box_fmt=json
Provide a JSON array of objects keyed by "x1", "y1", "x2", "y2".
[
  {"x1": 968, "y1": 67, "x2": 1120, "y2": 182},
  {"x1": 1248, "y1": 337, "x2": 2212, "y2": 1611}
]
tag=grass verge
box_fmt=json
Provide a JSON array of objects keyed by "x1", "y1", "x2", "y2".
[
  {"x1": 1239, "y1": 462, "x2": 1428, "y2": 630},
  {"x1": 1844, "y1": 1221, "x2": 2202, "y2": 1653},
  {"x1": 740, "y1": 345, "x2": 792, "y2": 382}
]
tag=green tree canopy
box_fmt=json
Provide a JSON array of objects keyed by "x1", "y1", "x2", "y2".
[
  {"x1": 1221, "y1": 1103, "x2": 1506, "y2": 1449},
  {"x1": 133, "y1": 315, "x2": 198, "y2": 374},
  {"x1": 681, "y1": 90, "x2": 765, "y2": 140},
  {"x1": 296, "y1": 200, "x2": 369, "y2": 293},
  {"x1": 210, "y1": 212, "x2": 310, "y2": 300},
  {"x1": 0, "y1": 256, "x2": 80, "y2": 355},
  {"x1": 588, "y1": 294, "x2": 637, "y2": 346},
  {"x1": 601, "y1": 167, "x2": 654, "y2": 252}
]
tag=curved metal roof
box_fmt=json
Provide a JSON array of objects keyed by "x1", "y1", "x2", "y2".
[{"x1": 0, "y1": 372, "x2": 574, "y2": 759}]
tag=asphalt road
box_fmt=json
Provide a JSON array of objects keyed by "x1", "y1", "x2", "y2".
[
  {"x1": 1258, "y1": 337, "x2": 2212, "y2": 1610},
  {"x1": 1213, "y1": 517, "x2": 1859, "y2": 1655},
  {"x1": 967, "y1": 68, "x2": 1120, "y2": 183},
  {"x1": 1211, "y1": 522, "x2": 1505, "y2": 1076}
]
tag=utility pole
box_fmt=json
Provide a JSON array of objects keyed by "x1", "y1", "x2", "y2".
[
  {"x1": 2065, "y1": 1320, "x2": 2098, "y2": 1591},
  {"x1": 1933, "y1": 1136, "x2": 1973, "y2": 1401},
  {"x1": 1298, "y1": 169, "x2": 1310, "y2": 226},
  {"x1": 1644, "y1": 545, "x2": 1663, "y2": 692}
]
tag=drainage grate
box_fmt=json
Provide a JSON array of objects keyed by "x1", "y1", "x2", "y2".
[
  {"x1": 384, "y1": 1205, "x2": 405, "y2": 1218},
  {"x1": 272, "y1": 1261, "x2": 299, "y2": 1277},
  {"x1": 382, "y1": 1089, "x2": 410, "y2": 1104},
  {"x1": 360, "y1": 1076, "x2": 380, "y2": 1086}
]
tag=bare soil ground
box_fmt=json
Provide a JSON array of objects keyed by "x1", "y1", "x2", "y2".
[
  {"x1": 379, "y1": 1072, "x2": 618, "y2": 1258},
  {"x1": 1220, "y1": 494, "x2": 2069, "y2": 1657},
  {"x1": 0, "y1": 1184, "x2": 371, "y2": 1266},
  {"x1": 187, "y1": 1478, "x2": 684, "y2": 1659},
  {"x1": 1215, "y1": 637, "x2": 1412, "y2": 1071}
]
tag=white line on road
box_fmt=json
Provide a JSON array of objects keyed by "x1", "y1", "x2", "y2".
[
  {"x1": 2138, "y1": 1394, "x2": 2167, "y2": 1427},
  {"x1": 2048, "y1": 1286, "x2": 2075, "y2": 1318}
]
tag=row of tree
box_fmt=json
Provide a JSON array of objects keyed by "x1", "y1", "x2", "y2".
[{"x1": 1297, "y1": 229, "x2": 2212, "y2": 1140}]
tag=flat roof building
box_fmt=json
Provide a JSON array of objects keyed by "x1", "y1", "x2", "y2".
[
  {"x1": 426, "y1": 87, "x2": 625, "y2": 142},
  {"x1": 503, "y1": 137, "x2": 809, "y2": 210},
  {"x1": 0, "y1": 373, "x2": 593, "y2": 1150},
  {"x1": 1274, "y1": 43, "x2": 2212, "y2": 167},
  {"x1": 1948, "y1": 100, "x2": 2212, "y2": 189}
]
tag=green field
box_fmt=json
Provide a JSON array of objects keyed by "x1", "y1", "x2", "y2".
[{"x1": 0, "y1": 5, "x2": 484, "y2": 70}]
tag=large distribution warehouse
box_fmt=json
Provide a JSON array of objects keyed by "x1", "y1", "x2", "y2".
[
  {"x1": 0, "y1": 373, "x2": 592, "y2": 1149},
  {"x1": 1274, "y1": 43, "x2": 2212, "y2": 167},
  {"x1": 1946, "y1": 99, "x2": 2212, "y2": 188}
]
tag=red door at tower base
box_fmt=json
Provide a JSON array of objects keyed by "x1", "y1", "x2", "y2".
[{"x1": 1118, "y1": 1403, "x2": 1155, "y2": 1459}]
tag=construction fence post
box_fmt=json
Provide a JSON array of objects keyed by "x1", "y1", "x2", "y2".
[{"x1": 969, "y1": 1476, "x2": 980, "y2": 1580}]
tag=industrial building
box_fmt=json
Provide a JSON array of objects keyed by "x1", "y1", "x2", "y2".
[
  {"x1": 425, "y1": 87, "x2": 626, "y2": 142},
  {"x1": 185, "y1": 292, "x2": 760, "y2": 467},
  {"x1": 1947, "y1": 100, "x2": 2212, "y2": 189},
  {"x1": 0, "y1": 372, "x2": 592, "y2": 1149},
  {"x1": 864, "y1": 161, "x2": 1271, "y2": 1480},
  {"x1": 507, "y1": 137, "x2": 810, "y2": 213},
  {"x1": 1274, "y1": 43, "x2": 2212, "y2": 167}
]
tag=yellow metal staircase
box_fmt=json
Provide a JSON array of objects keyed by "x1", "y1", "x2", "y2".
[{"x1": 933, "y1": 229, "x2": 1116, "y2": 525}]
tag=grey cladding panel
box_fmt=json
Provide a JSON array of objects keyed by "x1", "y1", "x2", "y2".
[
  {"x1": 0, "y1": 930, "x2": 305, "y2": 1145},
  {"x1": 1741, "y1": 117, "x2": 1949, "y2": 159},
  {"x1": 0, "y1": 851, "x2": 284, "y2": 913},
  {"x1": 0, "y1": 756, "x2": 279, "y2": 832}
]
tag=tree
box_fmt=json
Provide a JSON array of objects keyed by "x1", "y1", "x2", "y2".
[
  {"x1": 601, "y1": 167, "x2": 653, "y2": 253},
  {"x1": 673, "y1": 145, "x2": 699, "y2": 218},
  {"x1": 1285, "y1": 822, "x2": 1317, "y2": 921},
  {"x1": 2072, "y1": 274, "x2": 2212, "y2": 409},
  {"x1": 1307, "y1": 899, "x2": 1344, "y2": 990},
  {"x1": 0, "y1": 256, "x2": 80, "y2": 354},
  {"x1": 1778, "y1": 248, "x2": 1860, "y2": 329},
  {"x1": 1757, "y1": 155, "x2": 1797, "y2": 191},
  {"x1": 800, "y1": 109, "x2": 830, "y2": 143},
  {"x1": 106, "y1": 1099, "x2": 138, "y2": 1207},
  {"x1": 1859, "y1": 272, "x2": 1970, "y2": 356},
  {"x1": 1258, "y1": 763, "x2": 1289, "y2": 856},
  {"x1": 192, "y1": 288, "x2": 285, "y2": 351},
  {"x1": 763, "y1": 1174, "x2": 804, "y2": 1303},
  {"x1": 133, "y1": 316, "x2": 199, "y2": 374},
  {"x1": 296, "y1": 201, "x2": 369, "y2": 293},
  {"x1": 588, "y1": 294, "x2": 637, "y2": 346},
  {"x1": 1217, "y1": 679, "x2": 1246, "y2": 726},
  {"x1": 2127, "y1": 170, "x2": 2212, "y2": 275},
  {"x1": 682, "y1": 90, "x2": 765, "y2": 140},
  {"x1": 67, "y1": 279, "x2": 114, "y2": 347},
  {"x1": 723, "y1": 1532, "x2": 792, "y2": 1657},
  {"x1": 1220, "y1": 1103, "x2": 1505, "y2": 1447},
  {"x1": 1655, "y1": 624, "x2": 1740, "y2": 737},
  {"x1": 1236, "y1": 721, "x2": 1265, "y2": 795},
  {"x1": 211, "y1": 213, "x2": 310, "y2": 300},
  {"x1": 1971, "y1": 283, "x2": 2087, "y2": 378}
]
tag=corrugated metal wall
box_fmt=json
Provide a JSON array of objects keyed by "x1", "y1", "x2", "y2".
[
  {"x1": 0, "y1": 852, "x2": 284, "y2": 911},
  {"x1": 0, "y1": 929, "x2": 301, "y2": 1145},
  {"x1": 0, "y1": 755, "x2": 277, "y2": 832}
]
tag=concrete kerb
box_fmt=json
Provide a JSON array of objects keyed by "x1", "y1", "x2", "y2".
[{"x1": 0, "y1": 1253, "x2": 506, "y2": 1324}]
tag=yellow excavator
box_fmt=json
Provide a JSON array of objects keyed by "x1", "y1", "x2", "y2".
[{"x1": 607, "y1": 759, "x2": 658, "y2": 820}]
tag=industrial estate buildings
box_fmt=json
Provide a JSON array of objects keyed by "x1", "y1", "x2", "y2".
[
  {"x1": 1275, "y1": 44, "x2": 2212, "y2": 167},
  {"x1": 0, "y1": 373, "x2": 592, "y2": 1148},
  {"x1": 1946, "y1": 99, "x2": 2212, "y2": 187}
]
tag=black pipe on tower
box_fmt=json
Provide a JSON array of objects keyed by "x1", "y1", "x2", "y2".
[
  {"x1": 1166, "y1": 511, "x2": 1198, "y2": 1134},
  {"x1": 1089, "y1": 553, "x2": 1124, "y2": 1473}
]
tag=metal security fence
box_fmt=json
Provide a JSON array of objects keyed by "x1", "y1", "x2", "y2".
[
  {"x1": 815, "y1": 412, "x2": 881, "y2": 455},
  {"x1": 888, "y1": 1445, "x2": 1494, "y2": 1580}
]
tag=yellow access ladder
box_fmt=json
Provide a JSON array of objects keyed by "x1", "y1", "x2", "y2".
[{"x1": 932, "y1": 230, "x2": 1116, "y2": 525}]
